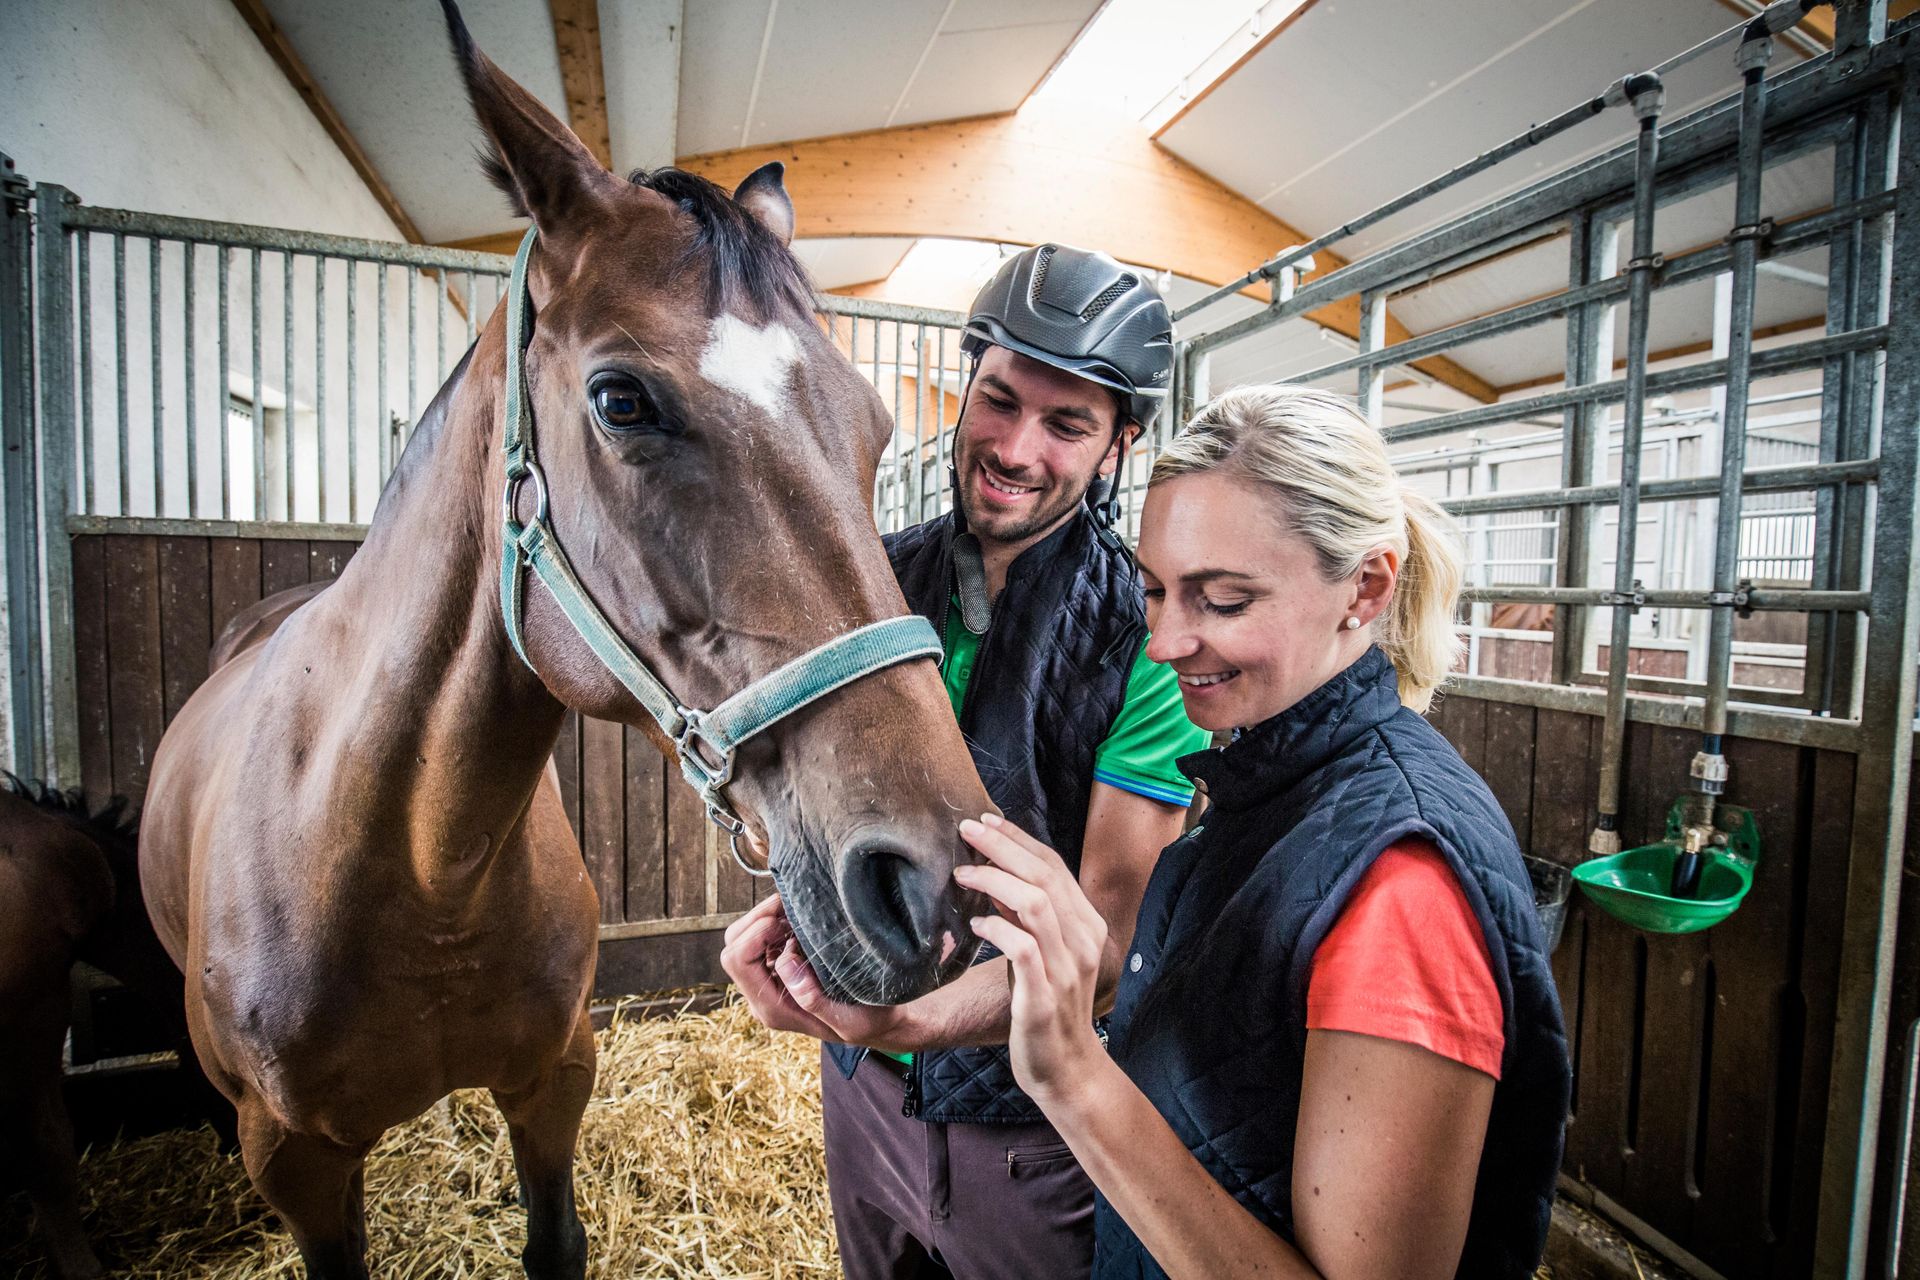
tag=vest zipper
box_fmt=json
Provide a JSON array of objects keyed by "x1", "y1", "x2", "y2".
[{"x1": 901, "y1": 1057, "x2": 922, "y2": 1118}]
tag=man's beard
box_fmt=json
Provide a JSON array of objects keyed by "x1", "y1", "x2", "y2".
[{"x1": 954, "y1": 446, "x2": 1094, "y2": 547}]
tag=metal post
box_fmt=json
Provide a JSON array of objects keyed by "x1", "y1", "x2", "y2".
[
  {"x1": 1590, "y1": 75, "x2": 1665, "y2": 856},
  {"x1": 1695, "y1": 29, "x2": 1775, "y2": 798},
  {"x1": 0, "y1": 155, "x2": 42, "y2": 777},
  {"x1": 1356, "y1": 289, "x2": 1387, "y2": 426},
  {"x1": 1814, "y1": 45, "x2": 1920, "y2": 1280},
  {"x1": 33, "y1": 185, "x2": 80, "y2": 787},
  {"x1": 1553, "y1": 210, "x2": 1608, "y2": 686}
]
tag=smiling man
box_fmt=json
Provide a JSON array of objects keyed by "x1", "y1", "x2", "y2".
[{"x1": 722, "y1": 244, "x2": 1210, "y2": 1278}]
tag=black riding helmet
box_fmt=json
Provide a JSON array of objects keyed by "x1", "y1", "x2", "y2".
[{"x1": 960, "y1": 244, "x2": 1174, "y2": 432}]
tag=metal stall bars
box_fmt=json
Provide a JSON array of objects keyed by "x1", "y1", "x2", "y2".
[
  {"x1": 1169, "y1": 3, "x2": 1917, "y2": 1275},
  {"x1": 0, "y1": 152, "x2": 44, "y2": 780},
  {"x1": 814, "y1": 294, "x2": 971, "y2": 536},
  {"x1": 18, "y1": 196, "x2": 506, "y2": 783}
]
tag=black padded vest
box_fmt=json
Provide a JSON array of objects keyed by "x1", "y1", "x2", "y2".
[
  {"x1": 1093, "y1": 648, "x2": 1571, "y2": 1279},
  {"x1": 827, "y1": 505, "x2": 1146, "y2": 1123}
]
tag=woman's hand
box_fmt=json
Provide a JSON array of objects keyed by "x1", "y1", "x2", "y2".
[
  {"x1": 955, "y1": 813, "x2": 1110, "y2": 1108},
  {"x1": 719, "y1": 894, "x2": 907, "y2": 1047}
]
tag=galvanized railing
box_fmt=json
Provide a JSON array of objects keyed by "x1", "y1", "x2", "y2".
[
  {"x1": 52, "y1": 203, "x2": 510, "y2": 528},
  {"x1": 817, "y1": 297, "x2": 968, "y2": 535}
]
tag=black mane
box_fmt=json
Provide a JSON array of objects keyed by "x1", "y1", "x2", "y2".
[
  {"x1": 629, "y1": 168, "x2": 814, "y2": 317},
  {"x1": 2, "y1": 772, "x2": 139, "y2": 870}
]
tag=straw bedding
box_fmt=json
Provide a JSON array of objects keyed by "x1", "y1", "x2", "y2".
[
  {"x1": 2, "y1": 995, "x2": 835, "y2": 1279},
  {"x1": 4, "y1": 993, "x2": 1560, "y2": 1278}
]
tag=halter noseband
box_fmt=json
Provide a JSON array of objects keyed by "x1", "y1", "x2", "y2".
[{"x1": 497, "y1": 229, "x2": 942, "y2": 876}]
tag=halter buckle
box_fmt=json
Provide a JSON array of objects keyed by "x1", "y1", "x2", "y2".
[
  {"x1": 503, "y1": 461, "x2": 550, "y2": 528},
  {"x1": 674, "y1": 709, "x2": 737, "y2": 795}
]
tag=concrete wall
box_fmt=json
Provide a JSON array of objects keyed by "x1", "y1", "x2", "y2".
[{"x1": 2, "y1": 0, "x2": 403, "y2": 238}]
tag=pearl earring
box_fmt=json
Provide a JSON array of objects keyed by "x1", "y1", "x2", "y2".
[{"x1": 1345, "y1": 616, "x2": 1362, "y2": 630}]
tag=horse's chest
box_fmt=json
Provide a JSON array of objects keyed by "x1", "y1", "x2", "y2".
[{"x1": 200, "y1": 872, "x2": 591, "y2": 1122}]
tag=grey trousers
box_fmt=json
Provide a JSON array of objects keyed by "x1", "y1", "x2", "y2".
[{"x1": 821, "y1": 1046, "x2": 1095, "y2": 1280}]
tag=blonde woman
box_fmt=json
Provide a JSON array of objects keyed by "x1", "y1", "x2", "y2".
[{"x1": 955, "y1": 386, "x2": 1570, "y2": 1279}]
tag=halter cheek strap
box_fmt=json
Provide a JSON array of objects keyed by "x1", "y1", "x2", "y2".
[{"x1": 498, "y1": 227, "x2": 942, "y2": 875}]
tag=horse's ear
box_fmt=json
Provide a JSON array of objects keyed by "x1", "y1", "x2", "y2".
[
  {"x1": 440, "y1": 0, "x2": 619, "y2": 239},
  {"x1": 734, "y1": 163, "x2": 796, "y2": 246}
]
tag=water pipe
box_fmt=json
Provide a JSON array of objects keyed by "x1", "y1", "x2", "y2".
[
  {"x1": 1677, "y1": 23, "x2": 1778, "y2": 896},
  {"x1": 1589, "y1": 74, "x2": 1667, "y2": 859}
]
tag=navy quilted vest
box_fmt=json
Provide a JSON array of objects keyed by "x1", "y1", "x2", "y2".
[
  {"x1": 1093, "y1": 648, "x2": 1570, "y2": 1279},
  {"x1": 826, "y1": 505, "x2": 1145, "y2": 1123}
]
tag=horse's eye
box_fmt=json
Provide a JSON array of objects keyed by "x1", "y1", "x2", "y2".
[{"x1": 590, "y1": 377, "x2": 660, "y2": 432}]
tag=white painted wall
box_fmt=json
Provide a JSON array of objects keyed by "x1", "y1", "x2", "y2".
[{"x1": 2, "y1": 0, "x2": 405, "y2": 238}]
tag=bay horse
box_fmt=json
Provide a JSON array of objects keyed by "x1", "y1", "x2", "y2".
[
  {"x1": 136, "y1": 6, "x2": 990, "y2": 1277},
  {"x1": 0, "y1": 779, "x2": 181, "y2": 1280}
]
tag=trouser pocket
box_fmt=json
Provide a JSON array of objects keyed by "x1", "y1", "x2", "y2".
[{"x1": 1004, "y1": 1140, "x2": 1077, "y2": 1179}]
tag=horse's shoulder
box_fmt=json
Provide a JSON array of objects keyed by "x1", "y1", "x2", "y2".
[{"x1": 210, "y1": 580, "x2": 332, "y2": 672}]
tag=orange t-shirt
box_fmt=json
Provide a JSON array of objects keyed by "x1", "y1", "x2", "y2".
[{"x1": 1305, "y1": 838, "x2": 1506, "y2": 1079}]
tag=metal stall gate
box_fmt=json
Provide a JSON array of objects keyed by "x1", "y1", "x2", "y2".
[
  {"x1": 0, "y1": 177, "x2": 968, "y2": 997},
  {"x1": 1165, "y1": 4, "x2": 1918, "y2": 1276}
]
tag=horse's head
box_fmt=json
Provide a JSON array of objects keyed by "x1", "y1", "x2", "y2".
[{"x1": 442, "y1": 4, "x2": 989, "y2": 1004}]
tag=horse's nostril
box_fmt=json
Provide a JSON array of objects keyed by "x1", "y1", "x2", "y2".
[{"x1": 840, "y1": 842, "x2": 940, "y2": 971}]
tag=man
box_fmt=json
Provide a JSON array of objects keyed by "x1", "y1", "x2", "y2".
[{"x1": 722, "y1": 244, "x2": 1208, "y2": 1278}]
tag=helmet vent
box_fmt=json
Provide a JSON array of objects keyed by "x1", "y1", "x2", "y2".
[
  {"x1": 1029, "y1": 245, "x2": 1055, "y2": 300},
  {"x1": 1081, "y1": 275, "x2": 1136, "y2": 321}
]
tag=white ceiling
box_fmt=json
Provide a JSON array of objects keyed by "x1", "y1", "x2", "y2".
[
  {"x1": 677, "y1": 0, "x2": 1103, "y2": 155},
  {"x1": 261, "y1": 0, "x2": 1100, "y2": 243},
  {"x1": 258, "y1": 0, "x2": 1846, "y2": 390},
  {"x1": 1158, "y1": 0, "x2": 1812, "y2": 260}
]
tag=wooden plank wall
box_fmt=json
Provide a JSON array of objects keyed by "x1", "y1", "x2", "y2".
[
  {"x1": 1428, "y1": 693, "x2": 1853, "y2": 1279},
  {"x1": 71, "y1": 532, "x2": 759, "y2": 994}
]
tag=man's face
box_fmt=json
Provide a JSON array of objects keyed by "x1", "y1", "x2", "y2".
[{"x1": 953, "y1": 346, "x2": 1131, "y2": 549}]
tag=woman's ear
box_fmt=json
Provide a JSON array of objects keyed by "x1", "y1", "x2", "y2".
[{"x1": 1349, "y1": 546, "x2": 1401, "y2": 625}]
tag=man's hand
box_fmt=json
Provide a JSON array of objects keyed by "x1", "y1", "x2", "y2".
[{"x1": 719, "y1": 894, "x2": 912, "y2": 1049}]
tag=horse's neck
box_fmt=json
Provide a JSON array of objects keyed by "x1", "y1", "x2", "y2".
[{"x1": 306, "y1": 339, "x2": 566, "y2": 881}]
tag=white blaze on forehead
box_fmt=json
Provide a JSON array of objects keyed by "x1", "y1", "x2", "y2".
[{"x1": 699, "y1": 313, "x2": 801, "y2": 416}]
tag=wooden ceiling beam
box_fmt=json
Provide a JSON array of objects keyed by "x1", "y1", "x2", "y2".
[
  {"x1": 674, "y1": 102, "x2": 1495, "y2": 403},
  {"x1": 547, "y1": 0, "x2": 613, "y2": 170},
  {"x1": 228, "y1": 0, "x2": 424, "y2": 244}
]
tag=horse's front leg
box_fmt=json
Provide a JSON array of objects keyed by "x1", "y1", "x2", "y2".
[
  {"x1": 492, "y1": 1011, "x2": 595, "y2": 1280},
  {"x1": 4, "y1": 988, "x2": 104, "y2": 1280},
  {"x1": 236, "y1": 1095, "x2": 375, "y2": 1280}
]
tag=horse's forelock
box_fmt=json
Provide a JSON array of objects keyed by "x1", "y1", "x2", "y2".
[{"x1": 625, "y1": 168, "x2": 814, "y2": 318}]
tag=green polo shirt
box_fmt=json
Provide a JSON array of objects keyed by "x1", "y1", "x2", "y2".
[
  {"x1": 873, "y1": 600, "x2": 1208, "y2": 1067},
  {"x1": 938, "y1": 598, "x2": 1209, "y2": 808}
]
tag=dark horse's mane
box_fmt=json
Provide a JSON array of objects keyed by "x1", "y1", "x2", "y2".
[
  {"x1": 2, "y1": 772, "x2": 139, "y2": 873},
  {"x1": 626, "y1": 167, "x2": 815, "y2": 317}
]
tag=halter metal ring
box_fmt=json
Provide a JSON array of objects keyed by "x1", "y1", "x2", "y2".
[
  {"x1": 704, "y1": 800, "x2": 774, "y2": 878},
  {"x1": 503, "y1": 461, "x2": 550, "y2": 527}
]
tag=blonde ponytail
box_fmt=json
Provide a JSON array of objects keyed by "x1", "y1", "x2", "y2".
[
  {"x1": 1385, "y1": 489, "x2": 1466, "y2": 713},
  {"x1": 1151, "y1": 385, "x2": 1466, "y2": 712}
]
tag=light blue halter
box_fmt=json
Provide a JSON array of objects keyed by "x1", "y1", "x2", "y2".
[{"x1": 497, "y1": 229, "x2": 941, "y2": 875}]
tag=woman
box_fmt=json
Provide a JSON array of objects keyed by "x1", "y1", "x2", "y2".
[{"x1": 955, "y1": 385, "x2": 1570, "y2": 1279}]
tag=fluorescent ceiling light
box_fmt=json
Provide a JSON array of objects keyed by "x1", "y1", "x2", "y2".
[{"x1": 1036, "y1": 0, "x2": 1277, "y2": 122}]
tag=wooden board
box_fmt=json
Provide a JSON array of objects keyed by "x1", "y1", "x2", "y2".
[
  {"x1": 69, "y1": 533, "x2": 723, "y2": 956},
  {"x1": 1428, "y1": 692, "x2": 1856, "y2": 1277}
]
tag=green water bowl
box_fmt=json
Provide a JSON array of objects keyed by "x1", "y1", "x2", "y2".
[{"x1": 1571, "y1": 843, "x2": 1754, "y2": 935}]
